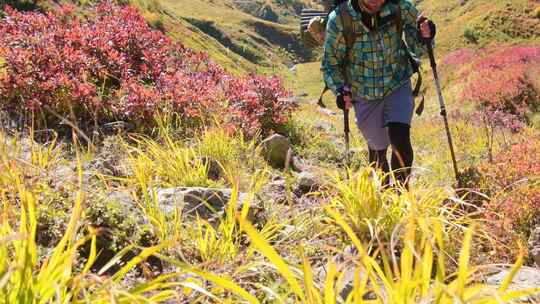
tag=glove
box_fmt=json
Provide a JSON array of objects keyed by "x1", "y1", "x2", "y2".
[
  {"x1": 336, "y1": 87, "x2": 351, "y2": 110},
  {"x1": 416, "y1": 15, "x2": 436, "y2": 42}
]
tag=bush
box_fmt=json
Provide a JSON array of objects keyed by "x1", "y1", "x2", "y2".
[
  {"x1": 463, "y1": 27, "x2": 478, "y2": 43},
  {"x1": 0, "y1": 3, "x2": 294, "y2": 137},
  {"x1": 459, "y1": 46, "x2": 540, "y2": 158},
  {"x1": 441, "y1": 48, "x2": 476, "y2": 66},
  {"x1": 479, "y1": 134, "x2": 540, "y2": 260},
  {"x1": 461, "y1": 46, "x2": 540, "y2": 130}
]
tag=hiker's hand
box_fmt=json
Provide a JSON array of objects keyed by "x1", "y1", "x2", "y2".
[
  {"x1": 336, "y1": 87, "x2": 352, "y2": 110},
  {"x1": 417, "y1": 15, "x2": 436, "y2": 40}
]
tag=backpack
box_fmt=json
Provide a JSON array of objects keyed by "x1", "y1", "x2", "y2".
[{"x1": 300, "y1": 0, "x2": 424, "y2": 114}]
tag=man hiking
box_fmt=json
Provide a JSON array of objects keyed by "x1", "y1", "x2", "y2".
[{"x1": 321, "y1": 0, "x2": 435, "y2": 188}]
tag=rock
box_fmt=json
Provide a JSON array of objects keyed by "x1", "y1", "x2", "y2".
[
  {"x1": 155, "y1": 187, "x2": 263, "y2": 223},
  {"x1": 102, "y1": 121, "x2": 134, "y2": 133},
  {"x1": 201, "y1": 156, "x2": 222, "y2": 180},
  {"x1": 106, "y1": 191, "x2": 140, "y2": 217},
  {"x1": 315, "y1": 261, "x2": 383, "y2": 301},
  {"x1": 291, "y1": 156, "x2": 307, "y2": 172},
  {"x1": 528, "y1": 225, "x2": 540, "y2": 267},
  {"x1": 531, "y1": 247, "x2": 540, "y2": 268},
  {"x1": 260, "y1": 134, "x2": 291, "y2": 168},
  {"x1": 297, "y1": 171, "x2": 320, "y2": 193},
  {"x1": 259, "y1": 4, "x2": 278, "y2": 22},
  {"x1": 314, "y1": 121, "x2": 333, "y2": 133},
  {"x1": 318, "y1": 108, "x2": 337, "y2": 116},
  {"x1": 258, "y1": 179, "x2": 299, "y2": 205},
  {"x1": 51, "y1": 165, "x2": 82, "y2": 191},
  {"x1": 486, "y1": 267, "x2": 540, "y2": 301}
]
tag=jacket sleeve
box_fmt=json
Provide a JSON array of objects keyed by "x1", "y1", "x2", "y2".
[
  {"x1": 400, "y1": 0, "x2": 433, "y2": 59},
  {"x1": 321, "y1": 11, "x2": 346, "y2": 96}
]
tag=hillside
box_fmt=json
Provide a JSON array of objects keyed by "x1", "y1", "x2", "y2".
[{"x1": 417, "y1": 0, "x2": 540, "y2": 53}]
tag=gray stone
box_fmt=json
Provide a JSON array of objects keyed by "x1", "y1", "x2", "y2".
[
  {"x1": 314, "y1": 121, "x2": 334, "y2": 133},
  {"x1": 531, "y1": 247, "x2": 540, "y2": 268},
  {"x1": 106, "y1": 191, "x2": 136, "y2": 211},
  {"x1": 155, "y1": 187, "x2": 262, "y2": 223},
  {"x1": 258, "y1": 179, "x2": 299, "y2": 205},
  {"x1": 201, "y1": 156, "x2": 222, "y2": 180},
  {"x1": 291, "y1": 156, "x2": 307, "y2": 172},
  {"x1": 102, "y1": 121, "x2": 134, "y2": 133},
  {"x1": 260, "y1": 134, "x2": 291, "y2": 168},
  {"x1": 297, "y1": 171, "x2": 320, "y2": 192},
  {"x1": 315, "y1": 261, "x2": 384, "y2": 302},
  {"x1": 318, "y1": 108, "x2": 337, "y2": 116},
  {"x1": 486, "y1": 267, "x2": 540, "y2": 301},
  {"x1": 528, "y1": 226, "x2": 540, "y2": 267},
  {"x1": 52, "y1": 165, "x2": 78, "y2": 189}
]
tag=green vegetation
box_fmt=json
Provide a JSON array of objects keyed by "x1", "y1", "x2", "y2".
[{"x1": 417, "y1": 0, "x2": 540, "y2": 53}]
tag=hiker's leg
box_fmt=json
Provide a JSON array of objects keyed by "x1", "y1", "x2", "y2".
[
  {"x1": 382, "y1": 81, "x2": 415, "y2": 188},
  {"x1": 388, "y1": 123, "x2": 413, "y2": 187},
  {"x1": 353, "y1": 97, "x2": 390, "y2": 183},
  {"x1": 368, "y1": 148, "x2": 389, "y2": 173},
  {"x1": 368, "y1": 148, "x2": 390, "y2": 187}
]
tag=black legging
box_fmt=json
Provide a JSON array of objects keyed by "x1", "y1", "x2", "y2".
[{"x1": 368, "y1": 122, "x2": 413, "y2": 188}]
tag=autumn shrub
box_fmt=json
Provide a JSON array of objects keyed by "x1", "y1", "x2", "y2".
[
  {"x1": 459, "y1": 46, "x2": 540, "y2": 158},
  {"x1": 441, "y1": 48, "x2": 476, "y2": 66},
  {"x1": 479, "y1": 134, "x2": 540, "y2": 261},
  {"x1": 0, "y1": 2, "x2": 294, "y2": 137}
]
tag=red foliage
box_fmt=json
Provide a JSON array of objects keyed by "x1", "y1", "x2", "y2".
[
  {"x1": 0, "y1": 2, "x2": 294, "y2": 137},
  {"x1": 441, "y1": 48, "x2": 476, "y2": 66},
  {"x1": 459, "y1": 46, "x2": 540, "y2": 131},
  {"x1": 480, "y1": 136, "x2": 540, "y2": 259}
]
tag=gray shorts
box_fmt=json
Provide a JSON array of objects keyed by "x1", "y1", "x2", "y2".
[{"x1": 353, "y1": 81, "x2": 414, "y2": 150}]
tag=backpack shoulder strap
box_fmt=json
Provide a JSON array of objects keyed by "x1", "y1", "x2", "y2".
[
  {"x1": 395, "y1": 1, "x2": 404, "y2": 39},
  {"x1": 338, "y1": 6, "x2": 357, "y2": 84},
  {"x1": 339, "y1": 8, "x2": 355, "y2": 52}
]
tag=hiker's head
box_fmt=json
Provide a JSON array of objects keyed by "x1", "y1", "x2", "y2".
[{"x1": 361, "y1": 0, "x2": 385, "y2": 13}]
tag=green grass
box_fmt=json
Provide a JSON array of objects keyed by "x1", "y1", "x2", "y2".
[{"x1": 417, "y1": 0, "x2": 540, "y2": 53}]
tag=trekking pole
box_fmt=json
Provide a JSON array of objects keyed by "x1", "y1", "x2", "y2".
[
  {"x1": 426, "y1": 42, "x2": 460, "y2": 183},
  {"x1": 343, "y1": 108, "x2": 350, "y2": 167}
]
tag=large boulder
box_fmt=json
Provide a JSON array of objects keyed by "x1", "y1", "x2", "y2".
[
  {"x1": 155, "y1": 187, "x2": 263, "y2": 224},
  {"x1": 260, "y1": 134, "x2": 291, "y2": 168}
]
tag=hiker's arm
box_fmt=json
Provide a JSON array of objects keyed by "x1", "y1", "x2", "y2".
[
  {"x1": 321, "y1": 11, "x2": 346, "y2": 96},
  {"x1": 401, "y1": 0, "x2": 433, "y2": 58}
]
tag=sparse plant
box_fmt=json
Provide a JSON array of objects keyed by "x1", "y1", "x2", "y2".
[{"x1": 463, "y1": 27, "x2": 478, "y2": 43}]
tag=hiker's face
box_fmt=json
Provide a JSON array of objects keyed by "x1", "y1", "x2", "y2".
[{"x1": 362, "y1": 0, "x2": 385, "y2": 12}]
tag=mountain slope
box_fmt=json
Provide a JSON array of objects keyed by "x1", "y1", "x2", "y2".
[
  {"x1": 157, "y1": 0, "x2": 314, "y2": 74},
  {"x1": 417, "y1": 0, "x2": 540, "y2": 53}
]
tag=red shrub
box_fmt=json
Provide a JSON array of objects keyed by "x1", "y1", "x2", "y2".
[
  {"x1": 441, "y1": 48, "x2": 477, "y2": 66},
  {"x1": 0, "y1": 2, "x2": 294, "y2": 137},
  {"x1": 460, "y1": 46, "x2": 540, "y2": 131},
  {"x1": 480, "y1": 135, "x2": 540, "y2": 260}
]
